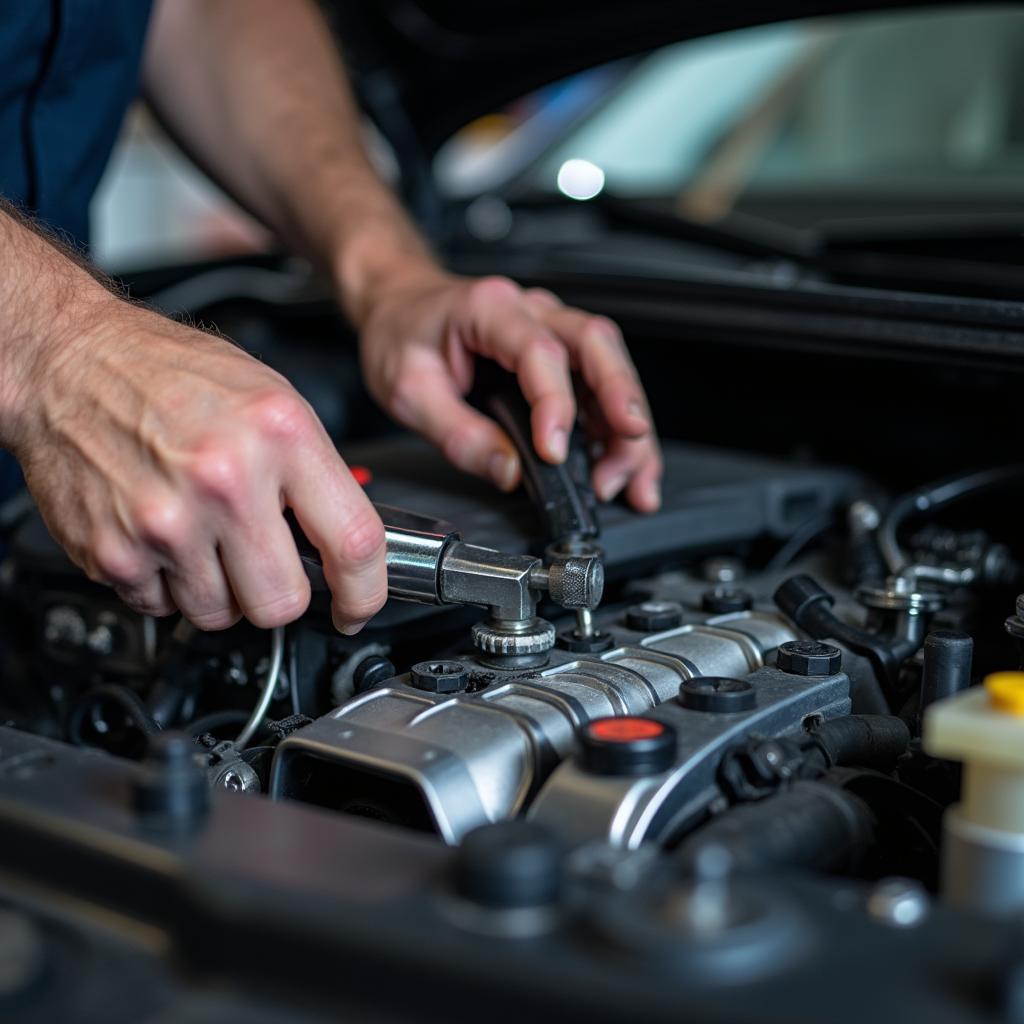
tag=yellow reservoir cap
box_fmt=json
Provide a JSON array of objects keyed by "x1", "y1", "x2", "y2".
[{"x1": 984, "y1": 672, "x2": 1024, "y2": 716}]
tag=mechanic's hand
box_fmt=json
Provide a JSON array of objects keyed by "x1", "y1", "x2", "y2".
[
  {"x1": 11, "y1": 300, "x2": 385, "y2": 634},
  {"x1": 359, "y1": 273, "x2": 662, "y2": 511}
]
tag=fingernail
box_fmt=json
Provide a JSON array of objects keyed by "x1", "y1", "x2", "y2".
[
  {"x1": 597, "y1": 474, "x2": 627, "y2": 502},
  {"x1": 489, "y1": 451, "x2": 519, "y2": 491},
  {"x1": 339, "y1": 619, "x2": 369, "y2": 636},
  {"x1": 646, "y1": 480, "x2": 661, "y2": 510},
  {"x1": 628, "y1": 400, "x2": 648, "y2": 425},
  {"x1": 548, "y1": 428, "x2": 568, "y2": 462}
]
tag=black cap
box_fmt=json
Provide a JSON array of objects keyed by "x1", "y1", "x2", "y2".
[
  {"x1": 453, "y1": 821, "x2": 564, "y2": 908},
  {"x1": 679, "y1": 677, "x2": 756, "y2": 713},
  {"x1": 702, "y1": 587, "x2": 753, "y2": 614},
  {"x1": 576, "y1": 717, "x2": 677, "y2": 776},
  {"x1": 776, "y1": 641, "x2": 842, "y2": 676},
  {"x1": 353, "y1": 655, "x2": 396, "y2": 694},
  {"x1": 132, "y1": 731, "x2": 209, "y2": 822},
  {"x1": 410, "y1": 661, "x2": 468, "y2": 694},
  {"x1": 625, "y1": 601, "x2": 683, "y2": 632}
]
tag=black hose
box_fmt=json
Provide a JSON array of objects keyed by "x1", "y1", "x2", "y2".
[
  {"x1": 805, "y1": 714, "x2": 910, "y2": 774},
  {"x1": 878, "y1": 465, "x2": 1024, "y2": 574},
  {"x1": 774, "y1": 574, "x2": 900, "y2": 704},
  {"x1": 67, "y1": 684, "x2": 160, "y2": 750},
  {"x1": 677, "y1": 781, "x2": 877, "y2": 876}
]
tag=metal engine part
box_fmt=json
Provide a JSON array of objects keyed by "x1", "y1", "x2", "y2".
[{"x1": 270, "y1": 609, "x2": 850, "y2": 844}]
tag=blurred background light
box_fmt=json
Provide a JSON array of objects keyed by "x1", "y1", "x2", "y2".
[{"x1": 556, "y1": 158, "x2": 606, "y2": 200}]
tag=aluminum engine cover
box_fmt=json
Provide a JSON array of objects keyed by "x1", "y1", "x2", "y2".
[{"x1": 269, "y1": 611, "x2": 849, "y2": 844}]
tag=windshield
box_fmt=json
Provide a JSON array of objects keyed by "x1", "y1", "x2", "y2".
[{"x1": 439, "y1": 6, "x2": 1024, "y2": 229}]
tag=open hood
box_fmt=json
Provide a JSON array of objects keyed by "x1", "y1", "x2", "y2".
[{"x1": 327, "y1": 0, "x2": 957, "y2": 158}]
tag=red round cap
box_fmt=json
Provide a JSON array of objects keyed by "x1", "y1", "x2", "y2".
[
  {"x1": 577, "y1": 716, "x2": 676, "y2": 777},
  {"x1": 588, "y1": 718, "x2": 665, "y2": 743}
]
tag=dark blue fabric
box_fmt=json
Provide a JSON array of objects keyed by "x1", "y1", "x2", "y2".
[
  {"x1": 0, "y1": 0, "x2": 154, "y2": 245},
  {"x1": 0, "y1": 0, "x2": 154, "y2": 503}
]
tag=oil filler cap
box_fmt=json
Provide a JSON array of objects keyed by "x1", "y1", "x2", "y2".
[
  {"x1": 679, "y1": 676, "x2": 756, "y2": 713},
  {"x1": 576, "y1": 717, "x2": 677, "y2": 776}
]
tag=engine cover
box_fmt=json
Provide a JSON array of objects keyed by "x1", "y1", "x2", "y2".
[{"x1": 270, "y1": 609, "x2": 850, "y2": 843}]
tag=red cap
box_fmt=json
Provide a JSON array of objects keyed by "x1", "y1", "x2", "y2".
[{"x1": 588, "y1": 717, "x2": 666, "y2": 743}]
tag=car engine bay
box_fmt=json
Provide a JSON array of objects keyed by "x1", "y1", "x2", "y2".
[
  {"x1": 2, "y1": 244, "x2": 1024, "y2": 1021},
  {"x1": 4, "y1": 327, "x2": 1024, "y2": 1021}
]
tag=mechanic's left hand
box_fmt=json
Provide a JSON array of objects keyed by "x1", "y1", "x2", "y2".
[{"x1": 359, "y1": 272, "x2": 662, "y2": 512}]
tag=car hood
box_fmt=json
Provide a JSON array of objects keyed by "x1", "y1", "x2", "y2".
[{"x1": 327, "y1": 0, "x2": 952, "y2": 156}]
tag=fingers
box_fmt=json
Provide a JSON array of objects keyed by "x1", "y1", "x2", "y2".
[
  {"x1": 461, "y1": 278, "x2": 577, "y2": 464},
  {"x1": 163, "y1": 546, "x2": 242, "y2": 631},
  {"x1": 388, "y1": 360, "x2": 521, "y2": 491},
  {"x1": 217, "y1": 507, "x2": 310, "y2": 630},
  {"x1": 113, "y1": 574, "x2": 177, "y2": 618},
  {"x1": 591, "y1": 434, "x2": 663, "y2": 513},
  {"x1": 536, "y1": 306, "x2": 650, "y2": 440},
  {"x1": 283, "y1": 452, "x2": 387, "y2": 635}
]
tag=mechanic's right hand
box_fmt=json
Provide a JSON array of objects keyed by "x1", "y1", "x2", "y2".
[{"x1": 9, "y1": 299, "x2": 385, "y2": 634}]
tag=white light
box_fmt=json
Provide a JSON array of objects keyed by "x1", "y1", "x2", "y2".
[{"x1": 556, "y1": 158, "x2": 605, "y2": 201}]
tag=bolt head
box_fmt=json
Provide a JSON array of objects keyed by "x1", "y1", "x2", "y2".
[
  {"x1": 777, "y1": 640, "x2": 842, "y2": 676},
  {"x1": 410, "y1": 661, "x2": 469, "y2": 694},
  {"x1": 626, "y1": 601, "x2": 683, "y2": 632}
]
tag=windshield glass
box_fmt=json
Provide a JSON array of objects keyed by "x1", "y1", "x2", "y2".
[{"x1": 439, "y1": 6, "x2": 1024, "y2": 228}]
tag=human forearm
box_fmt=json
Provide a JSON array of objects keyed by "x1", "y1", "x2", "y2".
[
  {"x1": 142, "y1": 0, "x2": 440, "y2": 327},
  {"x1": 0, "y1": 205, "x2": 119, "y2": 450},
  {"x1": 142, "y1": 0, "x2": 662, "y2": 510},
  {"x1": 0, "y1": 202, "x2": 386, "y2": 633}
]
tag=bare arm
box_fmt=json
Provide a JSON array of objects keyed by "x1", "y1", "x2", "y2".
[
  {"x1": 142, "y1": 0, "x2": 432, "y2": 326},
  {"x1": 142, "y1": 0, "x2": 662, "y2": 510},
  {"x1": 0, "y1": 203, "x2": 386, "y2": 634}
]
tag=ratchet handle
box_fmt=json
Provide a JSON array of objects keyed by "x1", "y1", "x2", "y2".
[
  {"x1": 288, "y1": 504, "x2": 460, "y2": 601},
  {"x1": 487, "y1": 386, "x2": 599, "y2": 544}
]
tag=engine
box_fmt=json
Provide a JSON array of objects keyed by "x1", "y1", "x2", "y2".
[{"x1": 4, "y1": 431, "x2": 1024, "y2": 926}]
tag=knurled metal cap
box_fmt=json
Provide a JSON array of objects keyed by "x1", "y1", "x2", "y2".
[
  {"x1": 776, "y1": 640, "x2": 842, "y2": 677},
  {"x1": 546, "y1": 555, "x2": 604, "y2": 610},
  {"x1": 472, "y1": 619, "x2": 556, "y2": 656}
]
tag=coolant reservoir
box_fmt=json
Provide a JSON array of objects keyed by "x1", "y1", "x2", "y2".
[{"x1": 924, "y1": 673, "x2": 1024, "y2": 914}]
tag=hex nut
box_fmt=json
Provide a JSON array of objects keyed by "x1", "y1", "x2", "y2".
[
  {"x1": 776, "y1": 641, "x2": 842, "y2": 677},
  {"x1": 410, "y1": 661, "x2": 469, "y2": 694},
  {"x1": 626, "y1": 601, "x2": 683, "y2": 632}
]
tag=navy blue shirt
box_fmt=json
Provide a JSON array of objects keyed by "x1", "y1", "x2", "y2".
[{"x1": 0, "y1": 0, "x2": 153, "y2": 500}]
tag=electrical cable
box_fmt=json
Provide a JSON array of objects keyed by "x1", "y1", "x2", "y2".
[
  {"x1": 235, "y1": 625, "x2": 285, "y2": 749},
  {"x1": 766, "y1": 511, "x2": 834, "y2": 573}
]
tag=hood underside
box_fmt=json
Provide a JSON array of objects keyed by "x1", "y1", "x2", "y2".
[{"x1": 326, "y1": 0, "x2": 975, "y2": 155}]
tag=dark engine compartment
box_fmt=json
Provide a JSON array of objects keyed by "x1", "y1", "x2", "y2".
[{"x1": 3, "y1": 260, "x2": 1024, "y2": 1022}]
